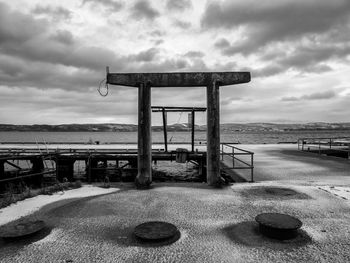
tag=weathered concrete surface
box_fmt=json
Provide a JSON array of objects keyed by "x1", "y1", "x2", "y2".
[
  {"x1": 206, "y1": 82, "x2": 221, "y2": 185},
  {"x1": 1, "y1": 182, "x2": 349, "y2": 263},
  {"x1": 107, "y1": 72, "x2": 251, "y2": 87},
  {"x1": 223, "y1": 144, "x2": 350, "y2": 186},
  {"x1": 135, "y1": 82, "x2": 152, "y2": 187}
]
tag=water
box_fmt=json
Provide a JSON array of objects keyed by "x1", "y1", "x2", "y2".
[{"x1": 0, "y1": 130, "x2": 349, "y2": 144}]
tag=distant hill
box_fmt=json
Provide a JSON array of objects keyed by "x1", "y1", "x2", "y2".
[{"x1": 0, "y1": 122, "x2": 350, "y2": 132}]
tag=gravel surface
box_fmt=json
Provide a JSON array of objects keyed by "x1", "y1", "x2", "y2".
[{"x1": 0, "y1": 182, "x2": 349, "y2": 263}]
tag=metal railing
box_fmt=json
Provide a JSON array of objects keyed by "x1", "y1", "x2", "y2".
[
  {"x1": 298, "y1": 137, "x2": 350, "y2": 158},
  {"x1": 220, "y1": 143, "x2": 254, "y2": 182}
]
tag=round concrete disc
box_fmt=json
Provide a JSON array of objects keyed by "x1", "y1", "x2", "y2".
[
  {"x1": 0, "y1": 220, "x2": 45, "y2": 238},
  {"x1": 134, "y1": 221, "x2": 179, "y2": 241},
  {"x1": 255, "y1": 213, "x2": 302, "y2": 230}
]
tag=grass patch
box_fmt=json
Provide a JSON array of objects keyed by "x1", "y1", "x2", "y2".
[{"x1": 0, "y1": 180, "x2": 83, "y2": 209}]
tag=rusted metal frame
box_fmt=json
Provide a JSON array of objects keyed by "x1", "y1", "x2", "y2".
[
  {"x1": 0, "y1": 169, "x2": 56, "y2": 183},
  {"x1": 5, "y1": 160, "x2": 22, "y2": 170},
  {"x1": 152, "y1": 106, "x2": 206, "y2": 112}
]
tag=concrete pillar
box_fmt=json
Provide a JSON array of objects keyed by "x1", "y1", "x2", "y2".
[
  {"x1": 135, "y1": 82, "x2": 152, "y2": 188},
  {"x1": 206, "y1": 80, "x2": 221, "y2": 186}
]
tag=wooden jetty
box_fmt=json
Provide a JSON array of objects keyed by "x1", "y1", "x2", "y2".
[
  {"x1": 0, "y1": 144, "x2": 207, "y2": 188},
  {"x1": 0, "y1": 142, "x2": 254, "y2": 188}
]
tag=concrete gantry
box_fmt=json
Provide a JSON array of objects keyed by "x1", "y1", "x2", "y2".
[{"x1": 106, "y1": 70, "x2": 251, "y2": 188}]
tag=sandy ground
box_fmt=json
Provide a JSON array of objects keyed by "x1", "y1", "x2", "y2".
[{"x1": 0, "y1": 144, "x2": 349, "y2": 262}]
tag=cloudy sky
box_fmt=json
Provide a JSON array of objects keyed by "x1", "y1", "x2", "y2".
[{"x1": 0, "y1": 0, "x2": 350, "y2": 125}]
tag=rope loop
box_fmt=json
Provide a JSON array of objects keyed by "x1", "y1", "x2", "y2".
[{"x1": 98, "y1": 78, "x2": 109, "y2": 97}]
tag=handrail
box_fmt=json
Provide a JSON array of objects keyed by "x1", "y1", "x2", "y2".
[
  {"x1": 298, "y1": 137, "x2": 350, "y2": 159},
  {"x1": 220, "y1": 143, "x2": 254, "y2": 182}
]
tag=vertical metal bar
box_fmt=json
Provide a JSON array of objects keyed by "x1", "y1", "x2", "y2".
[
  {"x1": 251, "y1": 153, "x2": 254, "y2": 182},
  {"x1": 162, "y1": 108, "x2": 168, "y2": 152},
  {"x1": 191, "y1": 109, "x2": 195, "y2": 152},
  {"x1": 330, "y1": 138, "x2": 332, "y2": 149},
  {"x1": 318, "y1": 141, "x2": 321, "y2": 155},
  {"x1": 88, "y1": 154, "x2": 92, "y2": 184},
  {"x1": 232, "y1": 147, "x2": 235, "y2": 168},
  {"x1": 221, "y1": 144, "x2": 223, "y2": 160}
]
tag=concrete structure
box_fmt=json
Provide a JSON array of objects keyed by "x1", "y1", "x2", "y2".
[{"x1": 106, "y1": 70, "x2": 251, "y2": 187}]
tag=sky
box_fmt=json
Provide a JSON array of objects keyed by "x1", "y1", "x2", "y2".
[{"x1": 0, "y1": 0, "x2": 349, "y2": 125}]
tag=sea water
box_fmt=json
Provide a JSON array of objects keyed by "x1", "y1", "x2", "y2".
[{"x1": 0, "y1": 130, "x2": 349, "y2": 144}]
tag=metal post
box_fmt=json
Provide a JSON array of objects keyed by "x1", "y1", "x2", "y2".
[
  {"x1": 206, "y1": 80, "x2": 220, "y2": 186},
  {"x1": 318, "y1": 141, "x2": 321, "y2": 155},
  {"x1": 232, "y1": 147, "x2": 235, "y2": 168},
  {"x1": 221, "y1": 144, "x2": 224, "y2": 160},
  {"x1": 87, "y1": 154, "x2": 92, "y2": 184},
  {"x1": 330, "y1": 138, "x2": 332, "y2": 149},
  {"x1": 135, "y1": 82, "x2": 152, "y2": 188},
  {"x1": 251, "y1": 153, "x2": 254, "y2": 182},
  {"x1": 162, "y1": 107, "x2": 168, "y2": 152},
  {"x1": 191, "y1": 109, "x2": 195, "y2": 152}
]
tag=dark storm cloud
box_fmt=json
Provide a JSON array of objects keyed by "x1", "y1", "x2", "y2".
[
  {"x1": 214, "y1": 38, "x2": 230, "y2": 49},
  {"x1": 0, "y1": 2, "x2": 127, "y2": 74},
  {"x1": 0, "y1": 3, "x2": 47, "y2": 44},
  {"x1": 275, "y1": 44, "x2": 350, "y2": 71},
  {"x1": 131, "y1": 0, "x2": 159, "y2": 21},
  {"x1": 81, "y1": 0, "x2": 123, "y2": 12},
  {"x1": 49, "y1": 30, "x2": 74, "y2": 45},
  {"x1": 32, "y1": 5, "x2": 72, "y2": 20},
  {"x1": 184, "y1": 51, "x2": 204, "y2": 58},
  {"x1": 282, "y1": 91, "x2": 336, "y2": 101},
  {"x1": 166, "y1": 0, "x2": 192, "y2": 11},
  {"x1": 253, "y1": 42, "x2": 350, "y2": 77},
  {"x1": 203, "y1": 0, "x2": 350, "y2": 54}
]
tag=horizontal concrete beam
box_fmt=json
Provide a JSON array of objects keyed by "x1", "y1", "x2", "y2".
[{"x1": 107, "y1": 72, "x2": 250, "y2": 87}]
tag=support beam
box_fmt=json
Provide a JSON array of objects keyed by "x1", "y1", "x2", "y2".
[
  {"x1": 107, "y1": 72, "x2": 250, "y2": 87},
  {"x1": 135, "y1": 82, "x2": 152, "y2": 188},
  {"x1": 207, "y1": 80, "x2": 221, "y2": 186}
]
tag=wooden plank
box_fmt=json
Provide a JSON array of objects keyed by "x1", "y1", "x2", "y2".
[{"x1": 107, "y1": 72, "x2": 250, "y2": 87}]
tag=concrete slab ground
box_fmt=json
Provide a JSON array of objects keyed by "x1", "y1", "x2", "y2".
[
  {"x1": 225, "y1": 144, "x2": 350, "y2": 186},
  {"x1": 0, "y1": 144, "x2": 349, "y2": 262}
]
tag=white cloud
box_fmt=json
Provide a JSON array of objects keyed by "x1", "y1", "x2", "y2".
[{"x1": 0, "y1": 0, "x2": 349, "y2": 124}]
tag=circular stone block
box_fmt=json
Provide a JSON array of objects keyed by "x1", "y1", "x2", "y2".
[
  {"x1": 0, "y1": 220, "x2": 45, "y2": 239},
  {"x1": 255, "y1": 213, "x2": 302, "y2": 240},
  {"x1": 134, "y1": 221, "x2": 179, "y2": 242}
]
